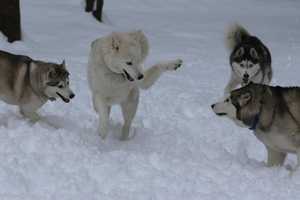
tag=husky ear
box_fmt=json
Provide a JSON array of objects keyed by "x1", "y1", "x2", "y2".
[
  {"x1": 238, "y1": 92, "x2": 252, "y2": 107},
  {"x1": 61, "y1": 60, "x2": 66, "y2": 68},
  {"x1": 234, "y1": 47, "x2": 244, "y2": 58},
  {"x1": 130, "y1": 30, "x2": 149, "y2": 62},
  {"x1": 250, "y1": 48, "x2": 259, "y2": 59},
  {"x1": 111, "y1": 32, "x2": 121, "y2": 52}
]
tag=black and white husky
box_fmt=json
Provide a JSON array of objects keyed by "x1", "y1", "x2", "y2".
[{"x1": 224, "y1": 24, "x2": 272, "y2": 95}]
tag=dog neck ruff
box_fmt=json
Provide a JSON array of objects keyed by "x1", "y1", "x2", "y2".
[{"x1": 249, "y1": 114, "x2": 260, "y2": 131}]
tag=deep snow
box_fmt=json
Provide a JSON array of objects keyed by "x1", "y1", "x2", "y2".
[{"x1": 0, "y1": 0, "x2": 300, "y2": 199}]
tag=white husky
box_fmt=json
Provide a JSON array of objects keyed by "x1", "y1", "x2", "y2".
[{"x1": 87, "y1": 30, "x2": 183, "y2": 140}]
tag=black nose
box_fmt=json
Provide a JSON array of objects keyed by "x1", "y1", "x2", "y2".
[
  {"x1": 69, "y1": 93, "x2": 75, "y2": 99},
  {"x1": 243, "y1": 73, "x2": 249, "y2": 78},
  {"x1": 137, "y1": 74, "x2": 144, "y2": 80},
  {"x1": 211, "y1": 104, "x2": 215, "y2": 109}
]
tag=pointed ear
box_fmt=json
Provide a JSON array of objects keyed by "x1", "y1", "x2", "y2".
[
  {"x1": 250, "y1": 48, "x2": 259, "y2": 59},
  {"x1": 234, "y1": 47, "x2": 244, "y2": 58},
  {"x1": 130, "y1": 30, "x2": 149, "y2": 62},
  {"x1": 238, "y1": 92, "x2": 252, "y2": 107},
  {"x1": 61, "y1": 60, "x2": 66, "y2": 68},
  {"x1": 111, "y1": 32, "x2": 121, "y2": 52}
]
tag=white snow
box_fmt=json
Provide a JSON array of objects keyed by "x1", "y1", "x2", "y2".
[{"x1": 0, "y1": 0, "x2": 300, "y2": 199}]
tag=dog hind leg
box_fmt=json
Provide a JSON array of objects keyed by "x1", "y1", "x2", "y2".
[
  {"x1": 266, "y1": 147, "x2": 287, "y2": 167},
  {"x1": 120, "y1": 88, "x2": 139, "y2": 140}
]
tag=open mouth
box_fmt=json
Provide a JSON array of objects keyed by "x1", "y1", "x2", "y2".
[
  {"x1": 216, "y1": 112, "x2": 227, "y2": 116},
  {"x1": 56, "y1": 92, "x2": 70, "y2": 103},
  {"x1": 243, "y1": 78, "x2": 249, "y2": 84},
  {"x1": 123, "y1": 70, "x2": 134, "y2": 82}
]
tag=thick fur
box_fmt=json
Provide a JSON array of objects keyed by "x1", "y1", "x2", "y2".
[
  {"x1": 87, "y1": 30, "x2": 182, "y2": 140},
  {"x1": 212, "y1": 83, "x2": 300, "y2": 170},
  {"x1": 224, "y1": 24, "x2": 272, "y2": 96},
  {"x1": 0, "y1": 50, "x2": 75, "y2": 121}
]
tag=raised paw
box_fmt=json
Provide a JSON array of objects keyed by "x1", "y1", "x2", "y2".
[{"x1": 165, "y1": 59, "x2": 183, "y2": 71}]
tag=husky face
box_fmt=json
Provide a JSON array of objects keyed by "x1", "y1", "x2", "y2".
[
  {"x1": 44, "y1": 61, "x2": 75, "y2": 103},
  {"x1": 230, "y1": 83, "x2": 265, "y2": 127},
  {"x1": 211, "y1": 97, "x2": 237, "y2": 119},
  {"x1": 231, "y1": 46, "x2": 261, "y2": 84},
  {"x1": 104, "y1": 31, "x2": 149, "y2": 82},
  {"x1": 211, "y1": 83, "x2": 264, "y2": 127}
]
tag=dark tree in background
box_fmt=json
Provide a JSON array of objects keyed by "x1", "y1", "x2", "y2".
[
  {"x1": 0, "y1": 0, "x2": 21, "y2": 43},
  {"x1": 85, "y1": 0, "x2": 104, "y2": 22}
]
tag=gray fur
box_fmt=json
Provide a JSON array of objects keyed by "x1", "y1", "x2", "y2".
[
  {"x1": 0, "y1": 50, "x2": 75, "y2": 121},
  {"x1": 212, "y1": 83, "x2": 300, "y2": 171},
  {"x1": 224, "y1": 24, "x2": 272, "y2": 96}
]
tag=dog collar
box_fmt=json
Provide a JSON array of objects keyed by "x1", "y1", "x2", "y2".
[{"x1": 249, "y1": 114, "x2": 260, "y2": 131}]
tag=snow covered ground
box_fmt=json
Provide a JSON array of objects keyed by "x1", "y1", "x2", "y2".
[{"x1": 0, "y1": 0, "x2": 300, "y2": 199}]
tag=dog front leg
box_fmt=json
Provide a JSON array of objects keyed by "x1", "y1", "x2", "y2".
[
  {"x1": 266, "y1": 147, "x2": 286, "y2": 167},
  {"x1": 93, "y1": 96, "x2": 110, "y2": 139},
  {"x1": 224, "y1": 73, "x2": 240, "y2": 96},
  {"x1": 139, "y1": 59, "x2": 182, "y2": 90},
  {"x1": 120, "y1": 88, "x2": 139, "y2": 140},
  {"x1": 20, "y1": 106, "x2": 41, "y2": 122}
]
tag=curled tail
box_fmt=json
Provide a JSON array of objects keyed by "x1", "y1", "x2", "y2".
[{"x1": 225, "y1": 23, "x2": 250, "y2": 51}]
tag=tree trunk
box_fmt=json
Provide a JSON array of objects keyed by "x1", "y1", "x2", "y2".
[
  {"x1": 0, "y1": 0, "x2": 21, "y2": 43},
  {"x1": 85, "y1": 0, "x2": 104, "y2": 22}
]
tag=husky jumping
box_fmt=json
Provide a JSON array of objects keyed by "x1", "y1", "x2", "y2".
[
  {"x1": 224, "y1": 24, "x2": 272, "y2": 95},
  {"x1": 87, "y1": 30, "x2": 183, "y2": 140},
  {"x1": 212, "y1": 83, "x2": 300, "y2": 171},
  {"x1": 0, "y1": 50, "x2": 75, "y2": 121}
]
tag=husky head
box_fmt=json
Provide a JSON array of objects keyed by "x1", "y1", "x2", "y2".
[
  {"x1": 103, "y1": 30, "x2": 149, "y2": 81},
  {"x1": 211, "y1": 83, "x2": 268, "y2": 128},
  {"x1": 231, "y1": 46, "x2": 261, "y2": 84},
  {"x1": 42, "y1": 61, "x2": 75, "y2": 103}
]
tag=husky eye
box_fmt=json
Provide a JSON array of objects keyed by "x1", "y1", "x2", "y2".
[
  {"x1": 240, "y1": 63, "x2": 245, "y2": 67},
  {"x1": 249, "y1": 63, "x2": 253, "y2": 68},
  {"x1": 225, "y1": 98, "x2": 229, "y2": 103},
  {"x1": 47, "y1": 82, "x2": 59, "y2": 86},
  {"x1": 126, "y1": 61, "x2": 133, "y2": 66},
  {"x1": 58, "y1": 85, "x2": 63, "y2": 89}
]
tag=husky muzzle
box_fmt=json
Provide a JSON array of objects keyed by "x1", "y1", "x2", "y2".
[
  {"x1": 243, "y1": 73, "x2": 249, "y2": 84},
  {"x1": 123, "y1": 69, "x2": 144, "y2": 82},
  {"x1": 56, "y1": 91, "x2": 75, "y2": 103}
]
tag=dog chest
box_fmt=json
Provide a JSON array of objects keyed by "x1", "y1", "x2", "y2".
[{"x1": 255, "y1": 129, "x2": 298, "y2": 153}]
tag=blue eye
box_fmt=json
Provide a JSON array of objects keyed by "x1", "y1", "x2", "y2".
[{"x1": 47, "y1": 82, "x2": 59, "y2": 86}]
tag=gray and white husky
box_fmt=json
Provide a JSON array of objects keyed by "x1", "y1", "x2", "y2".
[
  {"x1": 224, "y1": 24, "x2": 272, "y2": 95},
  {"x1": 0, "y1": 50, "x2": 75, "y2": 121},
  {"x1": 212, "y1": 83, "x2": 300, "y2": 171},
  {"x1": 87, "y1": 30, "x2": 182, "y2": 140}
]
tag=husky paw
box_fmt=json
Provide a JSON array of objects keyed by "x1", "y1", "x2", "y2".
[
  {"x1": 120, "y1": 127, "x2": 136, "y2": 141},
  {"x1": 98, "y1": 126, "x2": 108, "y2": 140},
  {"x1": 165, "y1": 59, "x2": 183, "y2": 71},
  {"x1": 21, "y1": 111, "x2": 41, "y2": 123}
]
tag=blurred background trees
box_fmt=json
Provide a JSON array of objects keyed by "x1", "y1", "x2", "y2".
[
  {"x1": 0, "y1": 0, "x2": 21, "y2": 43},
  {"x1": 85, "y1": 0, "x2": 104, "y2": 22}
]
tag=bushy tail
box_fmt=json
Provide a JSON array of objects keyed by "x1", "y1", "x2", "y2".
[{"x1": 225, "y1": 23, "x2": 250, "y2": 51}]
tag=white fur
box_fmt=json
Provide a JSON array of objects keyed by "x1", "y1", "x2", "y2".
[
  {"x1": 87, "y1": 31, "x2": 182, "y2": 140},
  {"x1": 212, "y1": 98, "x2": 246, "y2": 127}
]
